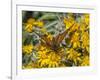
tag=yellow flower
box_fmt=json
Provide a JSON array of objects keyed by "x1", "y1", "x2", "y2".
[
  {"x1": 27, "y1": 18, "x2": 35, "y2": 24},
  {"x1": 33, "y1": 21, "x2": 44, "y2": 27},
  {"x1": 81, "y1": 31, "x2": 89, "y2": 52},
  {"x1": 24, "y1": 18, "x2": 44, "y2": 32},
  {"x1": 38, "y1": 55, "x2": 49, "y2": 67},
  {"x1": 63, "y1": 17, "x2": 75, "y2": 29},
  {"x1": 37, "y1": 45, "x2": 61, "y2": 68},
  {"x1": 37, "y1": 46, "x2": 49, "y2": 67},
  {"x1": 63, "y1": 14, "x2": 79, "y2": 32},
  {"x1": 25, "y1": 24, "x2": 34, "y2": 32},
  {"x1": 22, "y1": 44, "x2": 33, "y2": 54},
  {"x1": 48, "y1": 52, "x2": 61, "y2": 67},
  {"x1": 81, "y1": 56, "x2": 89, "y2": 66},
  {"x1": 63, "y1": 18, "x2": 79, "y2": 33},
  {"x1": 67, "y1": 48, "x2": 81, "y2": 65},
  {"x1": 24, "y1": 18, "x2": 35, "y2": 32},
  {"x1": 80, "y1": 23, "x2": 89, "y2": 32},
  {"x1": 84, "y1": 14, "x2": 89, "y2": 25},
  {"x1": 81, "y1": 14, "x2": 89, "y2": 25},
  {"x1": 71, "y1": 32, "x2": 80, "y2": 48}
]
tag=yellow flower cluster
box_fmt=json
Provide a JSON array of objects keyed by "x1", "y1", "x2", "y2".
[
  {"x1": 64, "y1": 18, "x2": 80, "y2": 37},
  {"x1": 83, "y1": 14, "x2": 89, "y2": 25},
  {"x1": 22, "y1": 44, "x2": 34, "y2": 54},
  {"x1": 81, "y1": 31, "x2": 89, "y2": 52},
  {"x1": 81, "y1": 55, "x2": 89, "y2": 66},
  {"x1": 71, "y1": 32, "x2": 80, "y2": 48},
  {"x1": 67, "y1": 48, "x2": 81, "y2": 65},
  {"x1": 24, "y1": 18, "x2": 44, "y2": 32},
  {"x1": 64, "y1": 13, "x2": 90, "y2": 66},
  {"x1": 37, "y1": 45, "x2": 61, "y2": 68},
  {"x1": 22, "y1": 13, "x2": 90, "y2": 69},
  {"x1": 63, "y1": 17, "x2": 74, "y2": 29}
]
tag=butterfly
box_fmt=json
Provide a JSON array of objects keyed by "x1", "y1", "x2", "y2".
[{"x1": 39, "y1": 23, "x2": 75, "y2": 52}]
